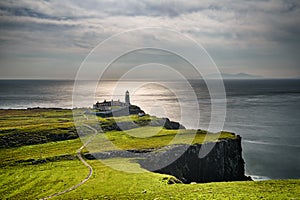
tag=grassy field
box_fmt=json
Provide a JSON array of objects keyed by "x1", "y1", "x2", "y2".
[
  {"x1": 86, "y1": 126, "x2": 236, "y2": 152},
  {"x1": 0, "y1": 109, "x2": 77, "y2": 148},
  {"x1": 1, "y1": 154, "x2": 299, "y2": 199},
  {"x1": 0, "y1": 109, "x2": 299, "y2": 199}
]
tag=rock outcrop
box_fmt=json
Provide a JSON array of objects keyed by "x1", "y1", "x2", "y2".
[
  {"x1": 148, "y1": 117, "x2": 185, "y2": 129},
  {"x1": 139, "y1": 135, "x2": 250, "y2": 183},
  {"x1": 99, "y1": 116, "x2": 185, "y2": 132}
]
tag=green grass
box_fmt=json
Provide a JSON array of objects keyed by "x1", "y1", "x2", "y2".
[
  {"x1": 0, "y1": 139, "x2": 83, "y2": 166},
  {"x1": 0, "y1": 109, "x2": 185, "y2": 148},
  {"x1": 0, "y1": 160, "x2": 88, "y2": 199},
  {"x1": 0, "y1": 109, "x2": 299, "y2": 199},
  {"x1": 61, "y1": 160, "x2": 300, "y2": 200},
  {"x1": 0, "y1": 109, "x2": 74, "y2": 129},
  {"x1": 1, "y1": 157, "x2": 299, "y2": 199},
  {"x1": 0, "y1": 108, "x2": 233, "y2": 149},
  {"x1": 0, "y1": 109, "x2": 78, "y2": 148},
  {"x1": 85, "y1": 126, "x2": 236, "y2": 153},
  {"x1": 105, "y1": 114, "x2": 155, "y2": 123}
]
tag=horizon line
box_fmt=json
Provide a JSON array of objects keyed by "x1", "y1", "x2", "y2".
[{"x1": 0, "y1": 77, "x2": 299, "y2": 81}]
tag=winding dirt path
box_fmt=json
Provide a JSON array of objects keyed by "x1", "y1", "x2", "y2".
[{"x1": 41, "y1": 124, "x2": 98, "y2": 200}]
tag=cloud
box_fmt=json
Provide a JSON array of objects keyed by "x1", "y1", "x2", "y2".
[
  {"x1": 0, "y1": 0, "x2": 299, "y2": 78},
  {"x1": 0, "y1": 0, "x2": 299, "y2": 48}
]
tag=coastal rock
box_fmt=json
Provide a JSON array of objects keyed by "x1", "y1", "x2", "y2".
[
  {"x1": 139, "y1": 135, "x2": 250, "y2": 183},
  {"x1": 148, "y1": 118, "x2": 185, "y2": 129},
  {"x1": 99, "y1": 116, "x2": 185, "y2": 131},
  {"x1": 129, "y1": 105, "x2": 144, "y2": 115},
  {"x1": 163, "y1": 118, "x2": 185, "y2": 129}
]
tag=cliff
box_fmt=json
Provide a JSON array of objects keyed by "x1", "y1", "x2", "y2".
[
  {"x1": 139, "y1": 135, "x2": 250, "y2": 183},
  {"x1": 1, "y1": 109, "x2": 250, "y2": 184}
]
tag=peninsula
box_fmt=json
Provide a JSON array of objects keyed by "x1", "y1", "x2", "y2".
[{"x1": 0, "y1": 100, "x2": 299, "y2": 199}]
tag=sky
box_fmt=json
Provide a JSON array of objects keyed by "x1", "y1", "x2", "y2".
[{"x1": 0, "y1": 0, "x2": 299, "y2": 79}]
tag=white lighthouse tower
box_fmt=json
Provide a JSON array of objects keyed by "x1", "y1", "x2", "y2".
[{"x1": 125, "y1": 90, "x2": 130, "y2": 105}]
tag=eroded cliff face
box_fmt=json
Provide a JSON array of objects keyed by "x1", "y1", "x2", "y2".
[{"x1": 139, "y1": 135, "x2": 250, "y2": 183}]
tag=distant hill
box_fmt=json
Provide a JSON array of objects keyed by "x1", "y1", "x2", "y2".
[{"x1": 207, "y1": 73, "x2": 263, "y2": 79}]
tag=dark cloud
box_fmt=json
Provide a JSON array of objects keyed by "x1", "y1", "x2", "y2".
[
  {"x1": 0, "y1": 0, "x2": 299, "y2": 78},
  {"x1": 0, "y1": 6, "x2": 59, "y2": 20}
]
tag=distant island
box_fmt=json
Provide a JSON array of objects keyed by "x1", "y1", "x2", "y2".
[{"x1": 207, "y1": 72, "x2": 263, "y2": 79}]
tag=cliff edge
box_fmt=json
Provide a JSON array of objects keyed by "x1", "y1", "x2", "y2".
[{"x1": 139, "y1": 135, "x2": 251, "y2": 183}]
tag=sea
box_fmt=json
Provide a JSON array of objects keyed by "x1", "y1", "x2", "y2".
[{"x1": 0, "y1": 79, "x2": 299, "y2": 180}]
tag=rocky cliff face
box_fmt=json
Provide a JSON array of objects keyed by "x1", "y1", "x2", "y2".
[{"x1": 139, "y1": 135, "x2": 250, "y2": 183}]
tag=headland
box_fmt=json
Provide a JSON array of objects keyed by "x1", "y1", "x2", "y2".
[{"x1": 0, "y1": 107, "x2": 299, "y2": 199}]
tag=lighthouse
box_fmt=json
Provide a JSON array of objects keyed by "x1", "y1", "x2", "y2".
[{"x1": 125, "y1": 90, "x2": 130, "y2": 105}]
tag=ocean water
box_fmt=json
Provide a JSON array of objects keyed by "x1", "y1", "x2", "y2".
[{"x1": 0, "y1": 79, "x2": 299, "y2": 179}]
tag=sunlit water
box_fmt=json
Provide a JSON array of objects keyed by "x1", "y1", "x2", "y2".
[{"x1": 0, "y1": 79, "x2": 299, "y2": 179}]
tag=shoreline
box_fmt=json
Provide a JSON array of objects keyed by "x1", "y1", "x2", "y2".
[
  {"x1": 0, "y1": 107, "x2": 296, "y2": 181},
  {"x1": 248, "y1": 175, "x2": 271, "y2": 181},
  {"x1": 0, "y1": 107, "x2": 250, "y2": 183}
]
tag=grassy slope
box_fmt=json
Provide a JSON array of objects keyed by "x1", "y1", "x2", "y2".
[
  {"x1": 1, "y1": 155, "x2": 299, "y2": 199},
  {"x1": 0, "y1": 109, "x2": 77, "y2": 148},
  {"x1": 0, "y1": 160, "x2": 87, "y2": 199},
  {"x1": 0, "y1": 109, "x2": 299, "y2": 199},
  {"x1": 85, "y1": 126, "x2": 236, "y2": 153}
]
